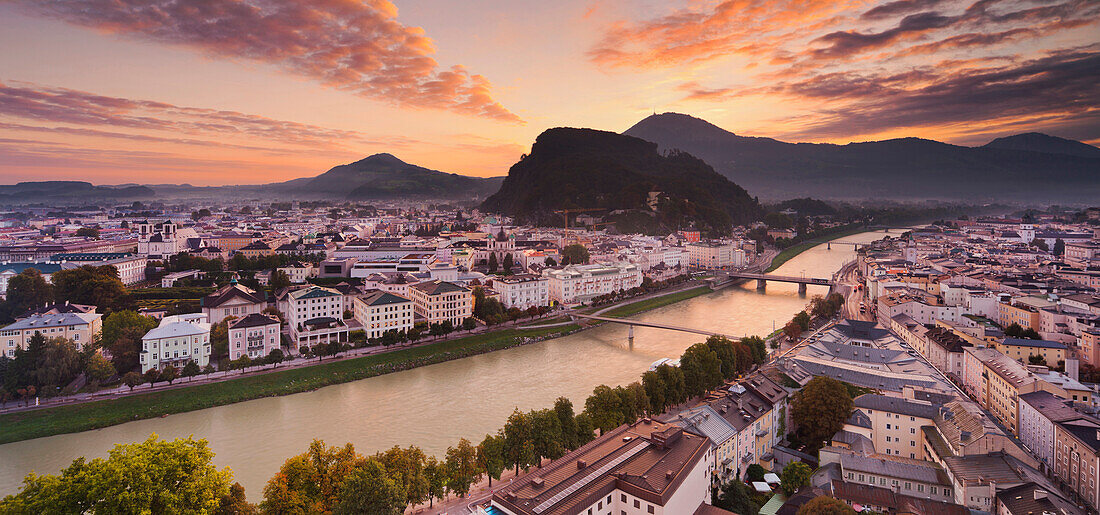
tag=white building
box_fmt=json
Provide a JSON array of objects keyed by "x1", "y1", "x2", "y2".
[
  {"x1": 544, "y1": 263, "x2": 642, "y2": 305},
  {"x1": 686, "y1": 241, "x2": 744, "y2": 269},
  {"x1": 492, "y1": 274, "x2": 548, "y2": 310},
  {"x1": 278, "y1": 285, "x2": 348, "y2": 347},
  {"x1": 408, "y1": 280, "x2": 471, "y2": 326},
  {"x1": 140, "y1": 313, "x2": 211, "y2": 373},
  {"x1": 353, "y1": 290, "x2": 414, "y2": 339}
]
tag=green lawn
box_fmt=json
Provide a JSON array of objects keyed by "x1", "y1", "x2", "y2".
[
  {"x1": 0, "y1": 325, "x2": 579, "y2": 445},
  {"x1": 599, "y1": 286, "x2": 712, "y2": 318},
  {"x1": 765, "y1": 226, "x2": 869, "y2": 272}
]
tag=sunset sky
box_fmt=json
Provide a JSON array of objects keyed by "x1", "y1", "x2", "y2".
[{"x1": 0, "y1": 0, "x2": 1096, "y2": 185}]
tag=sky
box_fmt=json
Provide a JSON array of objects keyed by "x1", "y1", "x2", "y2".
[{"x1": 0, "y1": 0, "x2": 1096, "y2": 185}]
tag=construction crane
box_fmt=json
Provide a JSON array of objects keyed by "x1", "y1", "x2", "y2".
[{"x1": 553, "y1": 208, "x2": 603, "y2": 231}]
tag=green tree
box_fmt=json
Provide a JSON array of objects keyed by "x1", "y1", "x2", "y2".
[
  {"x1": 574, "y1": 412, "x2": 596, "y2": 447},
  {"x1": 0, "y1": 435, "x2": 232, "y2": 513},
  {"x1": 182, "y1": 360, "x2": 201, "y2": 381},
  {"x1": 784, "y1": 319, "x2": 803, "y2": 341},
  {"x1": 745, "y1": 463, "x2": 767, "y2": 482},
  {"x1": 375, "y1": 445, "x2": 429, "y2": 509},
  {"x1": 159, "y1": 364, "x2": 179, "y2": 385},
  {"x1": 680, "y1": 342, "x2": 722, "y2": 397},
  {"x1": 561, "y1": 244, "x2": 590, "y2": 265},
  {"x1": 545, "y1": 257, "x2": 557, "y2": 266},
  {"x1": 444, "y1": 438, "x2": 480, "y2": 498},
  {"x1": 333, "y1": 459, "x2": 405, "y2": 515},
  {"x1": 502, "y1": 408, "x2": 536, "y2": 474},
  {"x1": 1, "y1": 269, "x2": 53, "y2": 321},
  {"x1": 502, "y1": 253, "x2": 514, "y2": 272},
  {"x1": 260, "y1": 440, "x2": 360, "y2": 514},
  {"x1": 266, "y1": 348, "x2": 285, "y2": 368},
  {"x1": 122, "y1": 371, "x2": 143, "y2": 392},
  {"x1": 713, "y1": 479, "x2": 758, "y2": 515},
  {"x1": 50, "y1": 265, "x2": 129, "y2": 312},
  {"x1": 216, "y1": 482, "x2": 256, "y2": 514},
  {"x1": 742, "y1": 335, "x2": 767, "y2": 365},
  {"x1": 797, "y1": 496, "x2": 856, "y2": 515},
  {"x1": 1021, "y1": 328, "x2": 1042, "y2": 340},
  {"x1": 793, "y1": 310, "x2": 811, "y2": 331},
  {"x1": 780, "y1": 461, "x2": 812, "y2": 495},
  {"x1": 462, "y1": 317, "x2": 478, "y2": 331},
  {"x1": 791, "y1": 376, "x2": 853, "y2": 449},
  {"x1": 657, "y1": 363, "x2": 687, "y2": 406},
  {"x1": 32, "y1": 337, "x2": 84, "y2": 391},
  {"x1": 143, "y1": 368, "x2": 160, "y2": 386},
  {"x1": 75, "y1": 226, "x2": 100, "y2": 238},
  {"x1": 585, "y1": 385, "x2": 625, "y2": 433},
  {"x1": 102, "y1": 312, "x2": 157, "y2": 374},
  {"x1": 642, "y1": 370, "x2": 667, "y2": 414},
  {"x1": 477, "y1": 433, "x2": 506, "y2": 487},
  {"x1": 210, "y1": 316, "x2": 238, "y2": 365},
  {"x1": 1031, "y1": 238, "x2": 1049, "y2": 251},
  {"x1": 488, "y1": 252, "x2": 499, "y2": 272},
  {"x1": 1004, "y1": 322, "x2": 1024, "y2": 337},
  {"x1": 705, "y1": 335, "x2": 738, "y2": 380},
  {"x1": 85, "y1": 352, "x2": 115, "y2": 390},
  {"x1": 424, "y1": 456, "x2": 447, "y2": 508},
  {"x1": 1054, "y1": 238, "x2": 1066, "y2": 256},
  {"x1": 553, "y1": 397, "x2": 579, "y2": 450},
  {"x1": 269, "y1": 270, "x2": 292, "y2": 290},
  {"x1": 530, "y1": 408, "x2": 565, "y2": 465}
]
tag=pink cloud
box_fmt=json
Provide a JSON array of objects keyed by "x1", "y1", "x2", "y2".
[{"x1": 17, "y1": 0, "x2": 522, "y2": 122}]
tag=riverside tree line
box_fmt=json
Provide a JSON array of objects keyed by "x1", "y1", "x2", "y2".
[{"x1": 1, "y1": 333, "x2": 771, "y2": 513}]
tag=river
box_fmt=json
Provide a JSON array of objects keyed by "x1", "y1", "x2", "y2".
[{"x1": 0, "y1": 230, "x2": 890, "y2": 498}]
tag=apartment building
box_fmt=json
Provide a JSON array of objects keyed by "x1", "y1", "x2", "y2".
[
  {"x1": 844, "y1": 394, "x2": 937, "y2": 460},
  {"x1": 228, "y1": 313, "x2": 280, "y2": 361},
  {"x1": 1054, "y1": 418, "x2": 1100, "y2": 511},
  {"x1": 544, "y1": 263, "x2": 642, "y2": 305},
  {"x1": 492, "y1": 274, "x2": 548, "y2": 310},
  {"x1": 353, "y1": 290, "x2": 414, "y2": 340},
  {"x1": 140, "y1": 313, "x2": 211, "y2": 373},
  {"x1": 0, "y1": 311, "x2": 103, "y2": 356},
  {"x1": 278, "y1": 285, "x2": 348, "y2": 346},
  {"x1": 961, "y1": 347, "x2": 1085, "y2": 433},
  {"x1": 998, "y1": 337, "x2": 1066, "y2": 366},
  {"x1": 1018, "y1": 391, "x2": 1083, "y2": 471},
  {"x1": 686, "y1": 241, "x2": 744, "y2": 269},
  {"x1": 408, "y1": 280, "x2": 471, "y2": 326},
  {"x1": 50, "y1": 252, "x2": 147, "y2": 285}
]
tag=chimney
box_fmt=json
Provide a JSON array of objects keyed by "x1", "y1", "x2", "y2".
[
  {"x1": 1066, "y1": 358, "x2": 1080, "y2": 381},
  {"x1": 1034, "y1": 489, "x2": 1048, "y2": 501}
]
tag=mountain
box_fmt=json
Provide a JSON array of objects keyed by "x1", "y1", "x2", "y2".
[
  {"x1": 0, "y1": 181, "x2": 154, "y2": 203},
  {"x1": 623, "y1": 113, "x2": 1100, "y2": 202},
  {"x1": 983, "y1": 132, "x2": 1100, "y2": 159},
  {"x1": 480, "y1": 128, "x2": 763, "y2": 235},
  {"x1": 265, "y1": 153, "x2": 503, "y2": 200}
]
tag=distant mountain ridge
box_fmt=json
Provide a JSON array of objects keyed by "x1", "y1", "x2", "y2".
[
  {"x1": 0, "y1": 181, "x2": 154, "y2": 203},
  {"x1": 623, "y1": 113, "x2": 1100, "y2": 201},
  {"x1": 481, "y1": 127, "x2": 763, "y2": 235},
  {"x1": 269, "y1": 153, "x2": 503, "y2": 200}
]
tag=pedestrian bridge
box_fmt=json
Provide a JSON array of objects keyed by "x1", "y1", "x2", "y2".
[
  {"x1": 569, "y1": 313, "x2": 739, "y2": 342},
  {"x1": 715, "y1": 271, "x2": 834, "y2": 293}
]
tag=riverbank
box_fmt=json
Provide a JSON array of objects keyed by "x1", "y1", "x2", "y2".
[
  {"x1": 0, "y1": 285, "x2": 718, "y2": 445},
  {"x1": 764, "y1": 225, "x2": 871, "y2": 272},
  {"x1": 0, "y1": 324, "x2": 581, "y2": 445}
]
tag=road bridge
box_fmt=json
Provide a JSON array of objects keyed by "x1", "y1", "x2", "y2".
[
  {"x1": 569, "y1": 313, "x2": 739, "y2": 345},
  {"x1": 718, "y1": 271, "x2": 834, "y2": 293}
]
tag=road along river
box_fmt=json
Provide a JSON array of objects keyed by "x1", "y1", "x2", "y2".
[{"x1": 0, "y1": 230, "x2": 890, "y2": 498}]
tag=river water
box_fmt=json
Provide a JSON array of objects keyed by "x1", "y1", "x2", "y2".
[{"x1": 0, "y1": 230, "x2": 889, "y2": 498}]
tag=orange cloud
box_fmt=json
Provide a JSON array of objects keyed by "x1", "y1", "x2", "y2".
[{"x1": 15, "y1": 0, "x2": 522, "y2": 123}]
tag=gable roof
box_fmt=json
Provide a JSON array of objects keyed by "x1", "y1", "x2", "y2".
[
  {"x1": 201, "y1": 283, "x2": 265, "y2": 308},
  {"x1": 229, "y1": 313, "x2": 280, "y2": 329}
]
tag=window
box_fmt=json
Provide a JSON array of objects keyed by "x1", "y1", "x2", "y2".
[
  {"x1": 647, "y1": 506, "x2": 654, "y2": 514},
  {"x1": 621, "y1": 495, "x2": 626, "y2": 502}
]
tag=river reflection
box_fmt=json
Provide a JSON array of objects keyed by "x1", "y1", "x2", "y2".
[{"x1": 0, "y1": 230, "x2": 890, "y2": 497}]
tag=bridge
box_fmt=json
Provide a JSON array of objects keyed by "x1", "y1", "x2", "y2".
[
  {"x1": 569, "y1": 313, "x2": 739, "y2": 345},
  {"x1": 717, "y1": 271, "x2": 834, "y2": 293}
]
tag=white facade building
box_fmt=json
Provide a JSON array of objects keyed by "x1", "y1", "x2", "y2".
[
  {"x1": 492, "y1": 274, "x2": 549, "y2": 310},
  {"x1": 353, "y1": 291, "x2": 414, "y2": 339},
  {"x1": 545, "y1": 263, "x2": 643, "y2": 305},
  {"x1": 140, "y1": 313, "x2": 211, "y2": 373}
]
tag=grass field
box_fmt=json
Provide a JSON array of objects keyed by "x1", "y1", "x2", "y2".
[
  {"x1": 0, "y1": 324, "x2": 579, "y2": 445},
  {"x1": 599, "y1": 286, "x2": 713, "y2": 318},
  {"x1": 765, "y1": 226, "x2": 869, "y2": 272}
]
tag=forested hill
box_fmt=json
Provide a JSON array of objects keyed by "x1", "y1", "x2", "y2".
[{"x1": 480, "y1": 128, "x2": 763, "y2": 236}]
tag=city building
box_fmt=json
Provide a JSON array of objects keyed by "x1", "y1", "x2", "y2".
[
  {"x1": 408, "y1": 280, "x2": 471, "y2": 326},
  {"x1": 545, "y1": 263, "x2": 642, "y2": 305},
  {"x1": 201, "y1": 282, "x2": 267, "y2": 324},
  {"x1": 140, "y1": 313, "x2": 211, "y2": 372},
  {"x1": 489, "y1": 419, "x2": 713, "y2": 515},
  {"x1": 0, "y1": 311, "x2": 103, "y2": 356},
  {"x1": 228, "y1": 313, "x2": 280, "y2": 361},
  {"x1": 352, "y1": 290, "x2": 414, "y2": 340},
  {"x1": 49, "y1": 252, "x2": 147, "y2": 285},
  {"x1": 998, "y1": 337, "x2": 1067, "y2": 366},
  {"x1": 686, "y1": 241, "x2": 744, "y2": 269},
  {"x1": 278, "y1": 285, "x2": 348, "y2": 347},
  {"x1": 492, "y1": 274, "x2": 549, "y2": 310}
]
